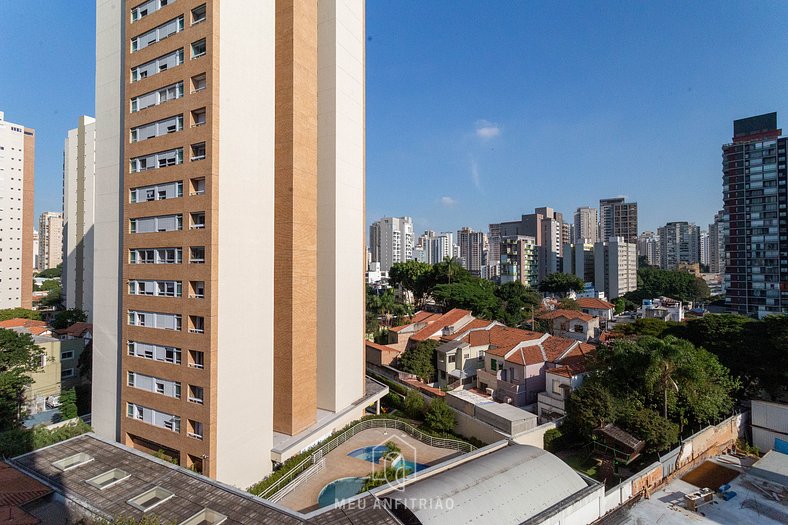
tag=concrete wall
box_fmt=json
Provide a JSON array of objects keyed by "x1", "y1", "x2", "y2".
[
  {"x1": 751, "y1": 400, "x2": 788, "y2": 452},
  {"x1": 512, "y1": 421, "x2": 557, "y2": 448}
]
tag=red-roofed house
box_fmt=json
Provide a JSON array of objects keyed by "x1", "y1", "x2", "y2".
[
  {"x1": 365, "y1": 340, "x2": 401, "y2": 367},
  {"x1": 538, "y1": 343, "x2": 597, "y2": 421},
  {"x1": 576, "y1": 298, "x2": 615, "y2": 322},
  {"x1": 470, "y1": 324, "x2": 584, "y2": 407},
  {"x1": 538, "y1": 309, "x2": 599, "y2": 342},
  {"x1": 385, "y1": 311, "x2": 444, "y2": 352}
]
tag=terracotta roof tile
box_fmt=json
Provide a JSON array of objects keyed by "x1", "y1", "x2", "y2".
[
  {"x1": 365, "y1": 340, "x2": 399, "y2": 354},
  {"x1": 538, "y1": 309, "x2": 594, "y2": 322},
  {"x1": 54, "y1": 322, "x2": 92, "y2": 337},
  {"x1": 575, "y1": 298, "x2": 615, "y2": 310},
  {"x1": 0, "y1": 319, "x2": 47, "y2": 329},
  {"x1": 0, "y1": 462, "x2": 52, "y2": 508},
  {"x1": 541, "y1": 336, "x2": 577, "y2": 361},
  {"x1": 410, "y1": 308, "x2": 473, "y2": 342}
]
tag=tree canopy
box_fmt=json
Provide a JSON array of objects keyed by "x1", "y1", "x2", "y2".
[
  {"x1": 36, "y1": 264, "x2": 62, "y2": 279},
  {"x1": 566, "y1": 335, "x2": 738, "y2": 452},
  {"x1": 538, "y1": 273, "x2": 584, "y2": 296},
  {"x1": 624, "y1": 266, "x2": 710, "y2": 304},
  {"x1": 0, "y1": 329, "x2": 43, "y2": 431},
  {"x1": 52, "y1": 308, "x2": 88, "y2": 330},
  {"x1": 398, "y1": 340, "x2": 439, "y2": 383},
  {"x1": 388, "y1": 260, "x2": 433, "y2": 308},
  {"x1": 0, "y1": 308, "x2": 41, "y2": 322}
]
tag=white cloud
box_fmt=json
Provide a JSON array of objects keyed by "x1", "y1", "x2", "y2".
[
  {"x1": 475, "y1": 119, "x2": 501, "y2": 139},
  {"x1": 440, "y1": 196, "x2": 457, "y2": 207}
]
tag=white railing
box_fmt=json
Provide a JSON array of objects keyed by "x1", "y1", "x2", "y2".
[{"x1": 255, "y1": 418, "x2": 476, "y2": 500}]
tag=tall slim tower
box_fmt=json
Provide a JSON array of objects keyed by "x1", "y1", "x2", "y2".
[
  {"x1": 722, "y1": 113, "x2": 787, "y2": 317},
  {"x1": 0, "y1": 111, "x2": 34, "y2": 308},
  {"x1": 38, "y1": 212, "x2": 63, "y2": 272},
  {"x1": 63, "y1": 116, "x2": 96, "y2": 318},
  {"x1": 93, "y1": 0, "x2": 367, "y2": 487},
  {"x1": 574, "y1": 206, "x2": 598, "y2": 244},
  {"x1": 599, "y1": 197, "x2": 638, "y2": 244}
]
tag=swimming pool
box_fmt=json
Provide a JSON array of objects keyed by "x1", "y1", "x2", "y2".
[
  {"x1": 347, "y1": 446, "x2": 428, "y2": 472},
  {"x1": 317, "y1": 477, "x2": 366, "y2": 508}
]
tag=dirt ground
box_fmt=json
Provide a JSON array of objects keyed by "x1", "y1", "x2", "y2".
[{"x1": 681, "y1": 460, "x2": 739, "y2": 489}]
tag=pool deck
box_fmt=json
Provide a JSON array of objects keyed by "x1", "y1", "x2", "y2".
[{"x1": 278, "y1": 427, "x2": 462, "y2": 512}]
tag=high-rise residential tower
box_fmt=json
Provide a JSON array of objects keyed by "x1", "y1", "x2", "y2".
[
  {"x1": 0, "y1": 111, "x2": 34, "y2": 308},
  {"x1": 637, "y1": 231, "x2": 660, "y2": 267},
  {"x1": 63, "y1": 116, "x2": 96, "y2": 318},
  {"x1": 38, "y1": 212, "x2": 63, "y2": 272},
  {"x1": 594, "y1": 237, "x2": 637, "y2": 300},
  {"x1": 708, "y1": 210, "x2": 725, "y2": 275},
  {"x1": 573, "y1": 206, "x2": 598, "y2": 244},
  {"x1": 657, "y1": 221, "x2": 700, "y2": 270},
  {"x1": 599, "y1": 197, "x2": 638, "y2": 244},
  {"x1": 93, "y1": 0, "x2": 371, "y2": 487},
  {"x1": 722, "y1": 113, "x2": 788, "y2": 317},
  {"x1": 457, "y1": 227, "x2": 485, "y2": 276},
  {"x1": 369, "y1": 216, "x2": 414, "y2": 271}
]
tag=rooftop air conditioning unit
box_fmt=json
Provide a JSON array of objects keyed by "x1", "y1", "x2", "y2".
[{"x1": 485, "y1": 388, "x2": 494, "y2": 396}]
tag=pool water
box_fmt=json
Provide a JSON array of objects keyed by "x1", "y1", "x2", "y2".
[
  {"x1": 395, "y1": 458, "x2": 429, "y2": 473},
  {"x1": 317, "y1": 477, "x2": 366, "y2": 508},
  {"x1": 347, "y1": 445, "x2": 389, "y2": 463}
]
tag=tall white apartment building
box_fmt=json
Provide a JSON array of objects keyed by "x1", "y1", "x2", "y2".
[
  {"x1": 700, "y1": 230, "x2": 710, "y2": 267},
  {"x1": 0, "y1": 111, "x2": 34, "y2": 308},
  {"x1": 63, "y1": 116, "x2": 96, "y2": 318},
  {"x1": 369, "y1": 216, "x2": 414, "y2": 271},
  {"x1": 708, "y1": 210, "x2": 725, "y2": 275},
  {"x1": 574, "y1": 206, "x2": 598, "y2": 243},
  {"x1": 457, "y1": 227, "x2": 485, "y2": 276},
  {"x1": 38, "y1": 212, "x2": 63, "y2": 271},
  {"x1": 93, "y1": 0, "x2": 375, "y2": 487},
  {"x1": 32, "y1": 231, "x2": 39, "y2": 271},
  {"x1": 594, "y1": 237, "x2": 637, "y2": 300},
  {"x1": 637, "y1": 231, "x2": 660, "y2": 267}
]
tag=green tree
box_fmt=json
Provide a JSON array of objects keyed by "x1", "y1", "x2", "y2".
[
  {"x1": 565, "y1": 377, "x2": 617, "y2": 438},
  {"x1": 403, "y1": 389, "x2": 425, "y2": 418},
  {"x1": 0, "y1": 308, "x2": 41, "y2": 322},
  {"x1": 432, "y1": 279, "x2": 499, "y2": 319},
  {"x1": 52, "y1": 308, "x2": 88, "y2": 330},
  {"x1": 389, "y1": 260, "x2": 433, "y2": 307},
  {"x1": 424, "y1": 398, "x2": 456, "y2": 433},
  {"x1": 493, "y1": 281, "x2": 542, "y2": 326},
  {"x1": 538, "y1": 273, "x2": 584, "y2": 296},
  {"x1": 625, "y1": 266, "x2": 710, "y2": 304},
  {"x1": 617, "y1": 401, "x2": 679, "y2": 453},
  {"x1": 398, "y1": 340, "x2": 439, "y2": 383},
  {"x1": 36, "y1": 264, "x2": 62, "y2": 279},
  {"x1": 430, "y1": 257, "x2": 471, "y2": 287},
  {"x1": 614, "y1": 318, "x2": 678, "y2": 338},
  {"x1": 59, "y1": 387, "x2": 78, "y2": 420},
  {"x1": 558, "y1": 297, "x2": 580, "y2": 310},
  {"x1": 614, "y1": 298, "x2": 626, "y2": 315},
  {"x1": 39, "y1": 279, "x2": 60, "y2": 292},
  {"x1": 0, "y1": 329, "x2": 43, "y2": 430}
]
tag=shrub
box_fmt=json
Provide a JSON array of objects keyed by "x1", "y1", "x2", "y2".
[
  {"x1": 59, "y1": 388, "x2": 78, "y2": 420},
  {"x1": 403, "y1": 390, "x2": 425, "y2": 418},
  {"x1": 543, "y1": 428, "x2": 565, "y2": 452},
  {"x1": 424, "y1": 398, "x2": 456, "y2": 433}
]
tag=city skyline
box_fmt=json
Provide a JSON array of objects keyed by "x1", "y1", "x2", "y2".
[{"x1": 2, "y1": 1, "x2": 788, "y2": 233}]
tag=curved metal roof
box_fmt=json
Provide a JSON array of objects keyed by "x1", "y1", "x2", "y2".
[{"x1": 389, "y1": 444, "x2": 587, "y2": 525}]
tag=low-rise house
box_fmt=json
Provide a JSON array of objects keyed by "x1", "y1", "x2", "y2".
[
  {"x1": 473, "y1": 326, "x2": 580, "y2": 406},
  {"x1": 538, "y1": 309, "x2": 599, "y2": 342},
  {"x1": 54, "y1": 322, "x2": 93, "y2": 346},
  {"x1": 385, "y1": 310, "x2": 444, "y2": 352},
  {"x1": 0, "y1": 318, "x2": 85, "y2": 414},
  {"x1": 435, "y1": 319, "x2": 499, "y2": 388},
  {"x1": 538, "y1": 343, "x2": 596, "y2": 421},
  {"x1": 365, "y1": 340, "x2": 401, "y2": 367},
  {"x1": 637, "y1": 296, "x2": 684, "y2": 322},
  {"x1": 575, "y1": 297, "x2": 615, "y2": 322}
]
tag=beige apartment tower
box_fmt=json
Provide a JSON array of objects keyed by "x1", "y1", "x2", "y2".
[
  {"x1": 93, "y1": 0, "x2": 367, "y2": 487},
  {"x1": 0, "y1": 111, "x2": 34, "y2": 309},
  {"x1": 38, "y1": 212, "x2": 64, "y2": 271}
]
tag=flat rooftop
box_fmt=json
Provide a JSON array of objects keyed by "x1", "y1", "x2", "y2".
[
  {"x1": 448, "y1": 388, "x2": 537, "y2": 422},
  {"x1": 610, "y1": 452, "x2": 788, "y2": 525}
]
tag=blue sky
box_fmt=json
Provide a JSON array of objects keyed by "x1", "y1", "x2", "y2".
[{"x1": 2, "y1": 1, "x2": 787, "y2": 234}]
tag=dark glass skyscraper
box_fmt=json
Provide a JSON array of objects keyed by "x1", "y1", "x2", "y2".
[{"x1": 722, "y1": 112, "x2": 788, "y2": 318}]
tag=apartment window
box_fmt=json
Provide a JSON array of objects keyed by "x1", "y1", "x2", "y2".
[
  {"x1": 188, "y1": 350, "x2": 204, "y2": 369},
  {"x1": 131, "y1": 81, "x2": 183, "y2": 113},
  {"x1": 131, "y1": 16, "x2": 183, "y2": 53},
  {"x1": 129, "y1": 247, "x2": 182, "y2": 264},
  {"x1": 191, "y1": 39, "x2": 206, "y2": 59},
  {"x1": 128, "y1": 310, "x2": 182, "y2": 331},
  {"x1": 130, "y1": 214, "x2": 182, "y2": 233},
  {"x1": 189, "y1": 246, "x2": 205, "y2": 264},
  {"x1": 130, "y1": 115, "x2": 183, "y2": 142},
  {"x1": 190, "y1": 142, "x2": 206, "y2": 161},
  {"x1": 130, "y1": 147, "x2": 183, "y2": 172},
  {"x1": 131, "y1": 49, "x2": 184, "y2": 82},
  {"x1": 189, "y1": 316, "x2": 205, "y2": 334},
  {"x1": 61, "y1": 368, "x2": 75, "y2": 379},
  {"x1": 128, "y1": 279, "x2": 182, "y2": 297},
  {"x1": 187, "y1": 420, "x2": 203, "y2": 440},
  {"x1": 191, "y1": 73, "x2": 206, "y2": 93},
  {"x1": 188, "y1": 385, "x2": 204, "y2": 404},
  {"x1": 191, "y1": 108, "x2": 206, "y2": 127},
  {"x1": 190, "y1": 212, "x2": 205, "y2": 229},
  {"x1": 128, "y1": 341, "x2": 181, "y2": 364},
  {"x1": 447, "y1": 354, "x2": 456, "y2": 364},
  {"x1": 189, "y1": 281, "x2": 205, "y2": 299},
  {"x1": 130, "y1": 0, "x2": 171, "y2": 22},
  {"x1": 61, "y1": 350, "x2": 74, "y2": 360},
  {"x1": 191, "y1": 4, "x2": 206, "y2": 24},
  {"x1": 130, "y1": 181, "x2": 182, "y2": 203},
  {"x1": 190, "y1": 177, "x2": 205, "y2": 195}
]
